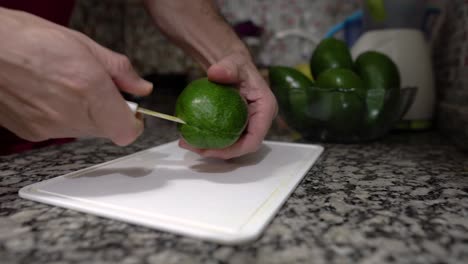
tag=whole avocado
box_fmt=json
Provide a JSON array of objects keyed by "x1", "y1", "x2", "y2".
[
  {"x1": 175, "y1": 78, "x2": 248, "y2": 149},
  {"x1": 310, "y1": 38, "x2": 354, "y2": 77},
  {"x1": 355, "y1": 51, "x2": 400, "y2": 90}
]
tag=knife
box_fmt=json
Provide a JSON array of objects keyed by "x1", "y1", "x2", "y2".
[{"x1": 126, "y1": 101, "x2": 186, "y2": 124}]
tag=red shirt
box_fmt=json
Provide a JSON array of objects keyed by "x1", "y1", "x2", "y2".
[
  {"x1": 0, "y1": 0, "x2": 76, "y2": 155},
  {"x1": 0, "y1": 0, "x2": 75, "y2": 25}
]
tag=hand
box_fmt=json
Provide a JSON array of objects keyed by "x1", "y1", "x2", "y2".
[
  {"x1": 179, "y1": 52, "x2": 278, "y2": 159},
  {"x1": 0, "y1": 8, "x2": 152, "y2": 146}
]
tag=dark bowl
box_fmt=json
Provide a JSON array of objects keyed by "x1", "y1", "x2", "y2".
[{"x1": 281, "y1": 87, "x2": 417, "y2": 143}]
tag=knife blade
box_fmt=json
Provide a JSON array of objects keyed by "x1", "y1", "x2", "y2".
[{"x1": 126, "y1": 101, "x2": 186, "y2": 124}]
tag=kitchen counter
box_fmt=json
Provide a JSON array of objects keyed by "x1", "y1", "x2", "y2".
[{"x1": 1, "y1": 120, "x2": 467, "y2": 264}]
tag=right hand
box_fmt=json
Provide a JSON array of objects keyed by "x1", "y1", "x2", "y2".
[{"x1": 0, "y1": 8, "x2": 153, "y2": 146}]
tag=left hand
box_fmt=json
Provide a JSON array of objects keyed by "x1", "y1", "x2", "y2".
[{"x1": 179, "y1": 52, "x2": 278, "y2": 159}]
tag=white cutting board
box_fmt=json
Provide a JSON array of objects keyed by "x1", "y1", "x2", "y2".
[{"x1": 19, "y1": 140, "x2": 323, "y2": 244}]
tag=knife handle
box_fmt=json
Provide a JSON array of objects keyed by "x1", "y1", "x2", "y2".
[{"x1": 126, "y1": 101, "x2": 139, "y2": 114}]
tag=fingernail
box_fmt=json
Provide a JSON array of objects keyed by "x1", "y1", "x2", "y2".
[{"x1": 141, "y1": 79, "x2": 154, "y2": 93}]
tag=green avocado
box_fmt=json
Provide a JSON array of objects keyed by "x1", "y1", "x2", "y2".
[
  {"x1": 355, "y1": 51, "x2": 400, "y2": 91},
  {"x1": 355, "y1": 51, "x2": 401, "y2": 127},
  {"x1": 310, "y1": 38, "x2": 354, "y2": 77},
  {"x1": 269, "y1": 66, "x2": 315, "y2": 130},
  {"x1": 175, "y1": 78, "x2": 248, "y2": 149},
  {"x1": 308, "y1": 87, "x2": 366, "y2": 136}
]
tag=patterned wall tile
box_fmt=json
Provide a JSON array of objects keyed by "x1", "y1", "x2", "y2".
[{"x1": 70, "y1": 0, "x2": 359, "y2": 75}]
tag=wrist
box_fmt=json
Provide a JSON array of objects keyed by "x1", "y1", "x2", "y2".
[{"x1": 195, "y1": 39, "x2": 253, "y2": 70}]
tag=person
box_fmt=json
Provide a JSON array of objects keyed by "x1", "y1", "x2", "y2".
[{"x1": 0, "y1": 0, "x2": 277, "y2": 159}]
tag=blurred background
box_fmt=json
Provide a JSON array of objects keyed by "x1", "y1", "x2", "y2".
[
  {"x1": 68, "y1": 0, "x2": 466, "y2": 150},
  {"x1": 2, "y1": 0, "x2": 465, "y2": 150},
  {"x1": 70, "y1": 0, "x2": 360, "y2": 75}
]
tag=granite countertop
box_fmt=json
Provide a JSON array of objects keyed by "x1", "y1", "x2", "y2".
[{"x1": 1, "y1": 120, "x2": 467, "y2": 264}]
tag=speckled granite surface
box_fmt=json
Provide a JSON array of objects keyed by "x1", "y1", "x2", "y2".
[{"x1": 1, "y1": 123, "x2": 467, "y2": 264}]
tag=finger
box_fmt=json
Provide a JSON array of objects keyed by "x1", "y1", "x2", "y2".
[
  {"x1": 207, "y1": 54, "x2": 244, "y2": 84},
  {"x1": 104, "y1": 53, "x2": 153, "y2": 96},
  {"x1": 177, "y1": 120, "x2": 264, "y2": 160},
  {"x1": 178, "y1": 139, "x2": 204, "y2": 155},
  {"x1": 207, "y1": 63, "x2": 238, "y2": 84},
  {"x1": 202, "y1": 112, "x2": 268, "y2": 159},
  {"x1": 196, "y1": 95, "x2": 275, "y2": 159},
  {"x1": 88, "y1": 75, "x2": 144, "y2": 146},
  {"x1": 73, "y1": 32, "x2": 153, "y2": 96},
  {"x1": 178, "y1": 137, "x2": 246, "y2": 160},
  {"x1": 186, "y1": 129, "x2": 262, "y2": 160}
]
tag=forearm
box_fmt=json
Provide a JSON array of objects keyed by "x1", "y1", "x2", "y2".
[{"x1": 143, "y1": 0, "x2": 250, "y2": 69}]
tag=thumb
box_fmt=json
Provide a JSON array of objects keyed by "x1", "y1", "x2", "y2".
[
  {"x1": 207, "y1": 54, "x2": 243, "y2": 84},
  {"x1": 73, "y1": 32, "x2": 153, "y2": 96}
]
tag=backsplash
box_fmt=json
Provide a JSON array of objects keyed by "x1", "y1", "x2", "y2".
[
  {"x1": 70, "y1": 0, "x2": 359, "y2": 75},
  {"x1": 433, "y1": 0, "x2": 468, "y2": 150}
]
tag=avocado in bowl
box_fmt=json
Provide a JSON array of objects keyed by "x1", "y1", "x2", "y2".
[{"x1": 268, "y1": 64, "x2": 416, "y2": 142}]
